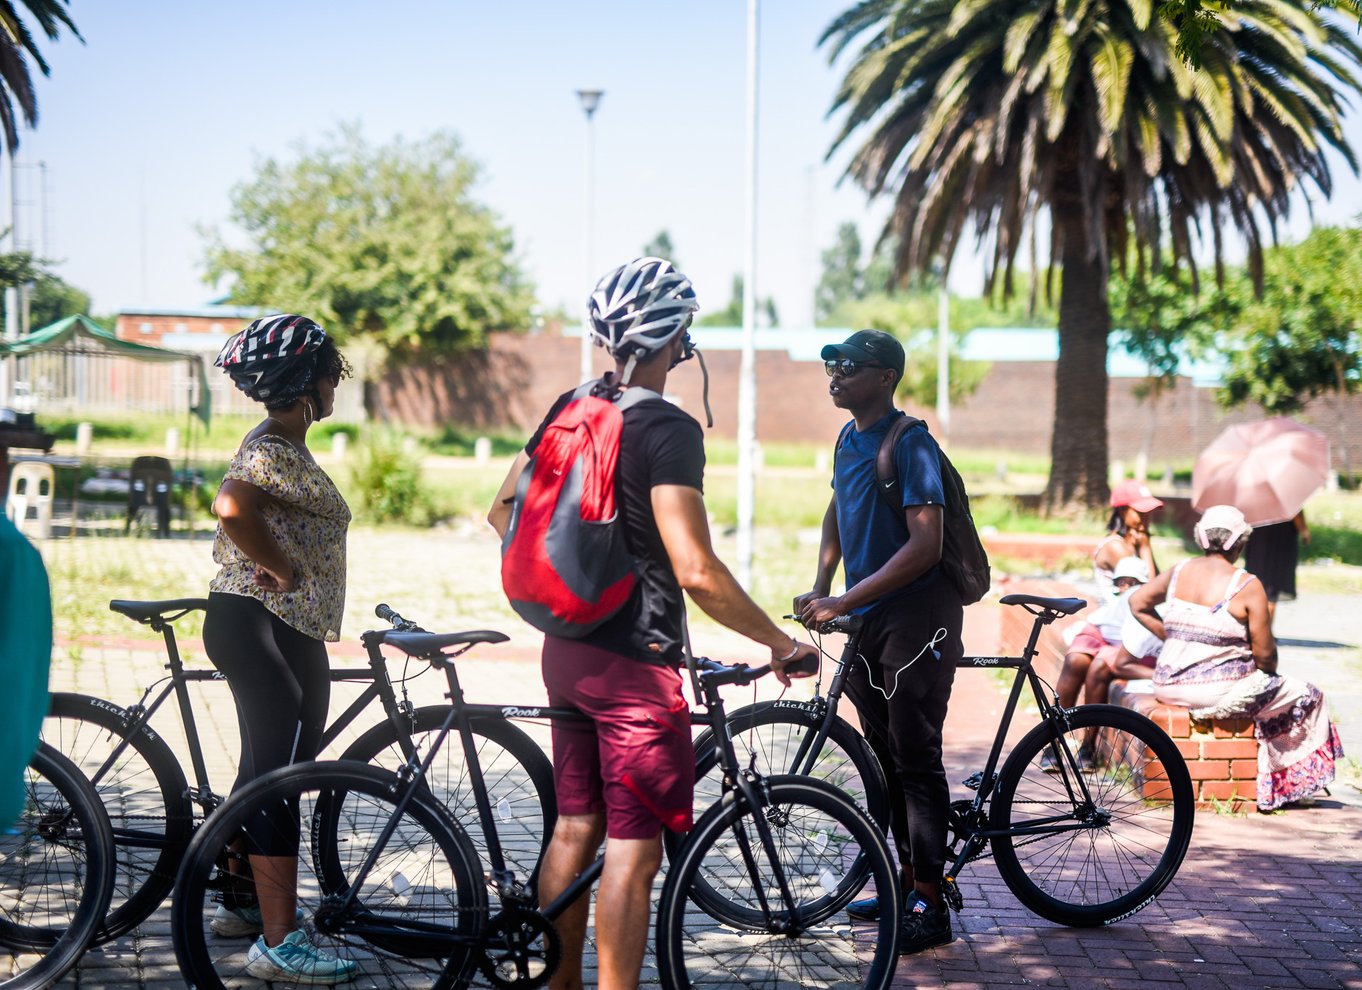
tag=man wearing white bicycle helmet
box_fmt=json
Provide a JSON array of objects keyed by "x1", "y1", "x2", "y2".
[{"x1": 489, "y1": 257, "x2": 816, "y2": 990}]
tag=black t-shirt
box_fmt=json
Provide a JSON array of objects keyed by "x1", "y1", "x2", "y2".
[{"x1": 525, "y1": 386, "x2": 705, "y2": 667}]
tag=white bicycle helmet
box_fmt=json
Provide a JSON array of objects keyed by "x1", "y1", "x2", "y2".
[{"x1": 587, "y1": 257, "x2": 698, "y2": 363}]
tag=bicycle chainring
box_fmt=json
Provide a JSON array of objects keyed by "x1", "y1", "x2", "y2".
[{"x1": 478, "y1": 905, "x2": 561, "y2": 990}]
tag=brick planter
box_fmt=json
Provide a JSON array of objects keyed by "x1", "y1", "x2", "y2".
[
  {"x1": 1109, "y1": 682, "x2": 1259, "y2": 810},
  {"x1": 996, "y1": 578, "x2": 1262, "y2": 811}
]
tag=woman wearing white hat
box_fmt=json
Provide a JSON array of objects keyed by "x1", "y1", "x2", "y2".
[{"x1": 1130, "y1": 505, "x2": 1343, "y2": 812}]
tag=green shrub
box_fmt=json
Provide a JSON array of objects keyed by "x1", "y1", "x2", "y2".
[{"x1": 350, "y1": 441, "x2": 430, "y2": 524}]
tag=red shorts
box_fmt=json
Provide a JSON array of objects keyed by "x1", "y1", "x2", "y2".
[
  {"x1": 541, "y1": 638, "x2": 694, "y2": 840},
  {"x1": 1069, "y1": 623, "x2": 1117, "y2": 659}
]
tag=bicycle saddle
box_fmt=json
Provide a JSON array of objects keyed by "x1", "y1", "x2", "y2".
[
  {"x1": 383, "y1": 629, "x2": 510, "y2": 658},
  {"x1": 998, "y1": 594, "x2": 1086, "y2": 615},
  {"x1": 109, "y1": 598, "x2": 210, "y2": 624}
]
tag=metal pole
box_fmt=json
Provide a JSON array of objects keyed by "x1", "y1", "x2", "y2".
[
  {"x1": 936, "y1": 283, "x2": 950, "y2": 441},
  {"x1": 577, "y1": 89, "x2": 603, "y2": 384},
  {"x1": 4, "y1": 151, "x2": 18, "y2": 342},
  {"x1": 736, "y1": 0, "x2": 760, "y2": 588}
]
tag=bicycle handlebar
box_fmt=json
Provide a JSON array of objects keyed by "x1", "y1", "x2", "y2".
[
  {"x1": 783, "y1": 613, "x2": 864, "y2": 635},
  {"x1": 692, "y1": 651, "x2": 818, "y2": 688},
  {"x1": 374, "y1": 603, "x2": 425, "y2": 633}
]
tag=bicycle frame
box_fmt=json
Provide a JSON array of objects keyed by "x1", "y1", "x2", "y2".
[
  {"x1": 774, "y1": 607, "x2": 1107, "y2": 891},
  {"x1": 77, "y1": 611, "x2": 442, "y2": 824},
  {"x1": 331, "y1": 643, "x2": 804, "y2": 944}
]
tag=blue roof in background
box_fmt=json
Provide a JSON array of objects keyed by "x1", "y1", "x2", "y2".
[
  {"x1": 562, "y1": 323, "x2": 1226, "y2": 386},
  {"x1": 116, "y1": 305, "x2": 268, "y2": 320}
]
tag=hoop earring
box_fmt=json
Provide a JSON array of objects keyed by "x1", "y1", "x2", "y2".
[{"x1": 303, "y1": 400, "x2": 314, "y2": 428}]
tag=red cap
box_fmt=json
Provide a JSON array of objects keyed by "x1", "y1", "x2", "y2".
[{"x1": 1110, "y1": 480, "x2": 1163, "y2": 513}]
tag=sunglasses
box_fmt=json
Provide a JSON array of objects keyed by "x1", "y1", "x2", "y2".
[{"x1": 824, "y1": 358, "x2": 884, "y2": 378}]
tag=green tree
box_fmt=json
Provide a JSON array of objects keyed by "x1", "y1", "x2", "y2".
[
  {"x1": 203, "y1": 125, "x2": 534, "y2": 365},
  {"x1": 823, "y1": 0, "x2": 1362, "y2": 512},
  {"x1": 642, "y1": 230, "x2": 678, "y2": 268},
  {"x1": 816, "y1": 222, "x2": 864, "y2": 323},
  {"x1": 1218, "y1": 227, "x2": 1362, "y2": 479},
  {"x1": 696, "y1": 274, "x2": 779, "y2": 327},
  {"x1": 0, "y1": 2, "x2": 82, "y2": 152},
  {"x1": 27, "y1": 272, "x2": 90, "y2": 329},
  {"x1": 1164, "y1": 2, "x2": 1362, "y2": 66}
]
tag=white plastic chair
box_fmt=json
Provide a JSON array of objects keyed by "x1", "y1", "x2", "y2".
[{"x1": 6, "y1": 462, "x2": 55, "y2": 539}]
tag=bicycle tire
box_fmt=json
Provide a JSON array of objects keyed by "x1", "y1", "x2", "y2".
[
  {"x1": 990, "y1": 703, "x2": 1194, "y2": 927},
  {"x1": 674, "y1": 703, "x2": 887, "y2": 919},
  {"x1": 341, "y1": 706, "x2": 556, "y2": 892},
  {"x1": 656, "y1": 774, "x2": 899, "y2": 990},
  {"x1": 42, "y1": 692, "x2": 194, "y2": 942},
  {"x1": 0, "y1": 743, "x2": 115, "y2": 989},
  {"x1": 172, "y1": 761, "x2": 487, "y2": 990}
]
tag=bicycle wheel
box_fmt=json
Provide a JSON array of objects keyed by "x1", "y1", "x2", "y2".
[
  {"x1": 0, "y1": 743, "x2": 115, "y2": 989},
  {"x1": 691, "y1": 703, "x2": 888, "y2": 826},
  {"x1": 173, "y1": 761, "x2": 486, "y2": 990},
  {"x1": 675, "y1": 703, "x2": 887, "y2": 920},
  {"x1": 657, "y1": 775, "x2": 898, "y2": 990},
  {"x1": 990, "y1": 703, "x2": 1194, "y2": 927},
  {"x1": 342, "y1": 707, "x2": 556, "y2": 891},
  {"x1": 42, "y1": 692, "x2": 194, "y2": 941}
]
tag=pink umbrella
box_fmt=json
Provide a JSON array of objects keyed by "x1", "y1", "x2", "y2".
[{"x1": 1192, "y1": 417, "x2": 1331, "y2": 526}]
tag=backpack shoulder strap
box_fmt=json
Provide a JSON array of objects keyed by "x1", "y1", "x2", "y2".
[
  {"x1": 614, "y1": 385, "x2": 665, "y2": 412},
  {"x1": 876, "y1": 413, "x2": 923, "y2": 512}
]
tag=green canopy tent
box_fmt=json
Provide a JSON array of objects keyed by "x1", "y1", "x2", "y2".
[
  {"x1": 0, "y1": 317, "x2": 209, "y2": 424},
  {"x1": 0, "y1": 315, "x2": 212, "y2": 533},
  {"x1": 0, "y1": 315, "x2": 211, "y2": 428}
]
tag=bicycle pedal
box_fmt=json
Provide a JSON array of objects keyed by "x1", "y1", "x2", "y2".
[
  {"x1": 942, "y1": 877, "x2": 964, "y2": 913},
  {"x1": 962, "y1": 772, "x2": 983, "y2": 791}
]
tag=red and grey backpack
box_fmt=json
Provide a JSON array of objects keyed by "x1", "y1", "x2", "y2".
[{"x1": 500, "y1": 381, "x2": 662, "y2": 638}]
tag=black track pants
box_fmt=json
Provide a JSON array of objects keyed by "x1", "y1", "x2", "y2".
[{"x1": 840, "y1": 576, "x2": 963, "y2": 886}]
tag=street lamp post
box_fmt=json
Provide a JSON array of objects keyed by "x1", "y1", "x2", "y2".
[
  {"x1": 736, "y1": 0, "x2": 759, "y2": 588},
  {"x1": 577, "y1": 88, "x2": 604, "y2": 384}
]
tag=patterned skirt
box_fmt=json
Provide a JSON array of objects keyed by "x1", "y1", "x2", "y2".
[{"x1": 1156, "y1": 672, "x2": 1344, "y2": 811}]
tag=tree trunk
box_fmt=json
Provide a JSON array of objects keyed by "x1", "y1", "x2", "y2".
[{"x1": 1044, "y1": 209, "x2": 1112, "y2": 514}]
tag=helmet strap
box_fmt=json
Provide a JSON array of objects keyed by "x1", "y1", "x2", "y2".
[
  {"x1": 694, "y1": 346, "x2": 714, "y2": 428},
  {"x1": 619, "y1": 352, "x2": 639, "y2": 386}
]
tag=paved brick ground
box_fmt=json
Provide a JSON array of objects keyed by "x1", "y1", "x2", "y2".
[{"x1": 36, "y1": 588, "x2": 1362, "y2": 988}]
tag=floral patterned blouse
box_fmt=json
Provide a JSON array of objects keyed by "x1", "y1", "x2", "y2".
[{"x1": 209, "y1": 435, "x2": 351, "y2": 641}]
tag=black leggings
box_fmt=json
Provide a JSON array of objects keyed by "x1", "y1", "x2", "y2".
[
  {"x1": 203, "y1": 592, "x2": 330, "y2": 856},
  {"x1": 841, "y1": 576, "x2": 963, "y2": 887}
]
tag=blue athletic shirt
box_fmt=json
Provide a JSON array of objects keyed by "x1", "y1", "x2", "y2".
[{"x1": 834, "y1": 411, "x2": 945, "y2": 613}]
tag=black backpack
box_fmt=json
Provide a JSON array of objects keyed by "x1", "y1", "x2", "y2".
[{"x1": 835, "y1": 414, "x2": 992, "y2": 605}]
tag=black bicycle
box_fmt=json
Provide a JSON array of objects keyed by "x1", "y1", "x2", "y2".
[
  {"x1": 41, "y1": 598, "x2": 554, "y2": 942},
  {"x1": 171, "y1": 606, "x2": 902, "y2": 990},
  {"x1": 684, "y1": 594, "x2": 1195, "y2": 928},
  {"x1": 0, "y1": 743, "x2": 115, "y2": 989}
]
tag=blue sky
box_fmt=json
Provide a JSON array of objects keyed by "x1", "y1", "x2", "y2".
[{"x1": 15, "y1": 1, "x2": 1362, "y2": 330}]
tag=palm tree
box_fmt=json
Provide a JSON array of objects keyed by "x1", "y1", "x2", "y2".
[
  {"x1": 0, "y1": 1, "x2": 81, "y2": 152},
  {"x1": 822, "y1": 0, "x2": 1362, "y2": 510}
]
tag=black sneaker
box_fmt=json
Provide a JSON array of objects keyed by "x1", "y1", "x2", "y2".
[{"x1": 898, "y1": 896, "x2": 953, "y2": 954}]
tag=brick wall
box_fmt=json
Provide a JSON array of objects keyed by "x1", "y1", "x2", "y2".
[
  {"x1": 1110, "y1": 683, "x2": 1259, "y2": 809},
  {"x1": 114, "y1": 313, "x2": 236, "y2": 348},
  {"x1": 378, "y1": 331, "x2": 1362, "y2": 472}
]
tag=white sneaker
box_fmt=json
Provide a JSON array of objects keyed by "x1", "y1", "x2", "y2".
[
  {"x1": 245, "y1": 929, "x2": 358, "y2": 985},
  {"x1": 210, "y1": 903, "x2": 306, "y2": 938}
]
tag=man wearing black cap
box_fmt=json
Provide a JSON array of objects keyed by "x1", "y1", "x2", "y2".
[{"x1": 795, "y1": 328, "x2": 964, "y2": 954}]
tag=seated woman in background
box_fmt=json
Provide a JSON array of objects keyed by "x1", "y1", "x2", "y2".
[
  {"x1": 1092, "y1": 480, "x2": 1163, "y2": 596},
  {"x1": 1129, "y1": 505, "x2": 1343, "y2": 813},
  {"x1": 1053, "y1": 557, "x2": 1154, "y2": 724}
]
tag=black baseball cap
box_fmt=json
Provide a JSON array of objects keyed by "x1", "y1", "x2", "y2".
[{"x1": 820, "y1": 329, "x2": 905, "y2": 379}]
